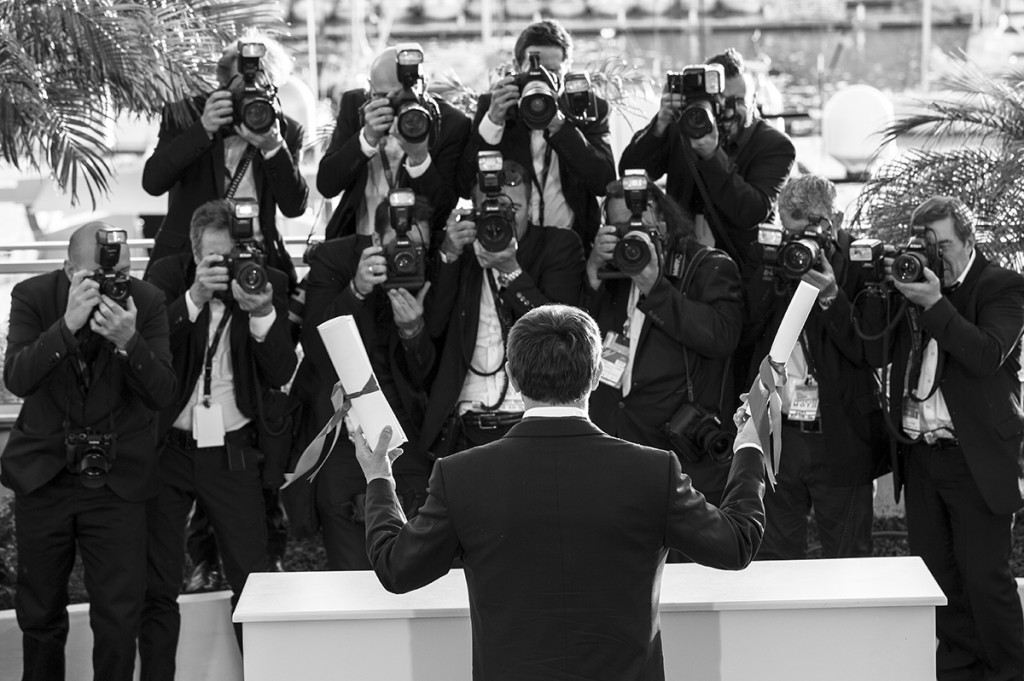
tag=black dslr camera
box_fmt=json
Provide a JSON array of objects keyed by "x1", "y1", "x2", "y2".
[
  {"x1": 66, "y1": 430, "x2": 116, "y2": 489},
  {"x1": 91, "y1": 229, "x2": 130, "y2": 307},
  {"x1": 221, "y1": 198, "x2": 268, "y2": 297},
  {"x1": 666, "y1": 64, "x2": 725, "y2": 139},
  {"x1": 562, "y1": 71, "x2": 598, "y2": 123},
  {"x1": 758, "y1": 216, "x2": 832, "y2": 280},
  {"x1": 383, "y1": 188, "x2": 425, "y2": 291},
  {"x1": 388, "y1": 43, "x2": 434, "y2": 144},
  {"x1": 512, "y1": 51, "x2": 561, "y2": 130},
  {"x1": 850, "y1": 224, "x2": 944, "y2": 286},
  {"x1": 663, "y1": 403, "x2": 734, "y2": 467},
  {"x1": 599, "y1": 170, "x2": 660, "y2": 280},
  {"x1": 470, "y1": 150, "x2": 517, "y2": 252},
  {"x1": 228, "y1": 41, "x2": 279, "y2": 134}
]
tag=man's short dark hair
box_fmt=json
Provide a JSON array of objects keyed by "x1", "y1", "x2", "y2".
[
  {"x1": 911, "y1": 195, "x2": 976, "y2": 243},
  {"x1": 190, "y1": 199, "x2": 233, "y2": 255},
  {"x1": 373, "y1": 195, "x2": 435, "y2": 237},
  {"x1": 506, "y1": 305, "x2": 601, "y2": 404},
  {"x1": 604, "y1": 177, "x2": 695, "y2": 253},
  {"x1": 706, "y1": 47, "x2": 746, "y2": 79},
  {"x1": 514, "y1": 19, "x2": 573, "y2": 66}
]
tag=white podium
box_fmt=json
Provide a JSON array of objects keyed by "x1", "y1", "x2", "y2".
[{"x1": 234, "y1": 556, "x2": 945, "y2": 681}]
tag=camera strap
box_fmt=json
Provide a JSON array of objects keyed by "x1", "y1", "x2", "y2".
[
  {"x1": 377, "y1": 138, "x2": 407, "y2": 191},
  {"x1": 202, "y1": 308, "x2": 233, "y2": 408},
  {"x1": 225, "y1": 145, "x2": 258, "y2": 200},
  {"x1": 463, "y1": 270, "x2": 512, "y2": 411},
  {"x1": 679, "y1": 139, "x2": 742, "y2": 268},
  {"x1": 529, "y1": 134, "x2": 555, "y2": 228}
]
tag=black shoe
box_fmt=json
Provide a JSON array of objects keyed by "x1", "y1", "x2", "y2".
[{"x1": 184, "y1": 561, "x2": 219, "y2": 593}]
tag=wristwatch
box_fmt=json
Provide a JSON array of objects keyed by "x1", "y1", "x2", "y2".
[{"x1": 497, "y1": 267, "x2": 523, "y2": 288}]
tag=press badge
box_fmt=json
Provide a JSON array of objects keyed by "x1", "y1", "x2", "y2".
[
  {"x1": 902, "y1": 399, "x2": 922, "y2": 437},
  {"x1": 193, "y1": 403, "x2": 226, "y2": 448},
  {"x1": 788, "y1": 384, "x2": 820, "y2": 421},
  {"x1": 600, "y1": 332, "x2": 630, "y2": 389}
]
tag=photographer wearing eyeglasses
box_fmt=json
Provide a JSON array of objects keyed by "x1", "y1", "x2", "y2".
[
  {"x1": 745, "y1": 175, "x2": 888, "y2": 561},
  {"x1": 620, "y1": 48, "x2": 794, "y2": 281},
  {"x1": 319, "y1": 44, "x2": 471, "y2": 240},
  {"x1": 458, "y1": 19, "x2": 615, "y2": 251},
  {"x1": 288, "y1": 192, "x2": 439, "y2": 571},
  {"x1": 584, "y1": 172, "x2": 743, "y2": 512},
  {"x1": 2, "y1": 223, "x2": 175, "y2": 681},
  {"x1": 422, "y1": 155, "x2": 584, "y2": 457},
  {"x1": 142, "y1": 34, "x2": 307, "y2": 292},
  {"x1": 862, "y1": 195, "x2": 1024, "y2": 680}
]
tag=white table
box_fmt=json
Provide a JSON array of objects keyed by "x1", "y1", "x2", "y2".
[{"x1": 234, "y1": 556, "x2": 945, "y2": 681}]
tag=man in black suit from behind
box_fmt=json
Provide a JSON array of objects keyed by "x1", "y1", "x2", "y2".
[
  {"x1": 2, "y1": 222, "x2": 176, "y2": 681},
  {"x1": 139, "y1": 199, "x2": 298, "y2": 681},
  {"x1": 354, "y1": 304, "x2": 766, "y2": 681},
  {"x1": 318, "y1": 44, "x2": 471, "y2": 239},
  {"x1": 459, "y1": 19, "x2": 616, "y2": 250}
]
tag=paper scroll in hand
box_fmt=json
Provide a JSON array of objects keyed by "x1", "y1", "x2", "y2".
[{"x1": 747, "y1": 280, "x2": 820, "y2": 486}]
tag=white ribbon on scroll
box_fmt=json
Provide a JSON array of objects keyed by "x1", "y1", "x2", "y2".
[{"x1": 318, "y1": 315, "x2": 408, "y2": 450}]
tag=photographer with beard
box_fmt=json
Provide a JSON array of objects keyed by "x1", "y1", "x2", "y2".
[
  {"x1": 744, "y1": 174, "x2": 888, "y2": 560},
  {"x1": 619, "y1": 48, "x2": 794, "y2": 281},
  {"x1": 583, "y1": 174, "x2": 743, "y2": 511},
  {"x1": 318, "y1": 45, "x2": 471, "y2": 239},
  {"x1": 288, "y1": 194, "x2": 438, "y2": 570},
  {"x1": 459, "y1": 19, "x2": 615, "y2": 250},
  {"x1": 2, "y1": 223, "x2": 175, "y2": 681},
  {"x1": 142, "y1": 34, "x2": 307, "y2": 286}
]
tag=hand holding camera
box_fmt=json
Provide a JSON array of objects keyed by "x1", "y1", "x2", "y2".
[
  {"x1": 487, "y1": 76, "x2": 519, "y2": 126},
  {"x1": 654, "y1": 88, "x2": 683, "y2": 137},
  {"x1": 388, "y1": 282, "x2": 431, "y2": 338},
  {"x1": 234, "y1": 116, "x2": 283, "y2": 153},
  {"x1": 891, "y1": 265, "x2": 942, "y2": 309},
  {"x1": 474, "y1": 237, "x2": 519, "y2": 274},
  {"x1": 443, "y1": 209, "x2": 477, "y2": 259},
  {"x1": 190, "y1": 254, "x2": 231, "y2": 306},
  {"x1": 232, "y1": 279, "x2": 274, "y2": 317},
  {"x1": 362, "y1": 96, "x2": 395, "y2": 147},
  {"x1": 354, "y1": 245, "x2": 387, "y2": 297},
  {"x1": 64, "y1": 270, "x2": 102, "y2": 333},
  {"x1": 201, "y1": 90, "x2": 234, "y2": 138},
  {"x1": 89, "y1": 296, "x2": 138, "y2": 352},
  {"x1": 802, "y1": 255, "x2": 838, "y2": 302}
]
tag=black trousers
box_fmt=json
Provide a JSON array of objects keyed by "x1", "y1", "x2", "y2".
[
  {"x1": 138, "y1": 432, "x2": 267, "y2": 681},
  {"x1": 186, "y1": 488, "x2": 288, "y2": 569},
  {"x1": 756, "y1": 423, "x2": 874, "y2": 560},
  {"x1": 905, "y1": 443, "x2": 1024, "y2": 681},
  {"x1": 15, "y1": 470, "x2": 147, "y2": 681}
]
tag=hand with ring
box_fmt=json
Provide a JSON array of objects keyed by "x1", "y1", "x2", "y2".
[{"x1": 353, "y1": 245, "x2": 387, "y2": 296}]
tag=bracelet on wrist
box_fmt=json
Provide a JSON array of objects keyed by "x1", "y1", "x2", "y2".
[
  {"x1": 351, "y1": 283, "x2": 367, "y2": 301},
  {"x1": 497, "y1": 267, "x2": 523, "y2": 288}
]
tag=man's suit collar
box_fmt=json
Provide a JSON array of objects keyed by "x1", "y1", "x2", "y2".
[{"x1": 504, "y1": 416, "x2": 605, "y2": 439}]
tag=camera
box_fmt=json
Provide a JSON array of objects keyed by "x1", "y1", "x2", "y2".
[
  {"x1": 664, "y1": 403, "x2": 734, "y2": 467},
  {"x1": 472, "y1": 151, "x2": 517, "y2": 252},
  {"x1": 850, "y1": 227, "x2": 943, "y2": 286},
  {"x1": 562, "y1": 71, "x2": 598, "y2": 123},
  {"x1": 221, "y1": 198, "x2": 268, "y2": 297},
  {"x1": 387, "y1": 42, "x2": 434, "y2": 144},
  {"x1": 666, "y1": 64, "x2": 725, "y2": 139},
  {"x1": 758, "y1": 216, "x2": 832, "y2": 280},
  {"x1": 66, "y1": 430, "x2": 116, "y2": 489},
  {"x1": 229, "y1": 41, "x2": 279, "y2": 134},
  {"x1": 383, "y1": 188, "x2": 426, "y2": 291},
  {"x1": 599, "y1": 170, "x2": 660, "y2": 280},
  {"x1": 513, "y1": 51, "x2": 560, "y2": 130},
  {"x1": 91, "y1": 229, "x2": 130, "y2": 307}
]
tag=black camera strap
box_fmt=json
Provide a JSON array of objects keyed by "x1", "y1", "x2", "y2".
[
  {"x1": 377, "y1": 138, "x2": 407, "y2": 191},
  {"x1": 202, "y1": 308, "x2": 233, "y2": 408},
  {"x1": 679, "y1": 139, "x2": 742, "y2": 268},
  {"x1": 462, "y1": 270, "x2": 513, "y2": 411},
  {"x1": 225, "y1": 144, "x2": 258, "y2": 200},
  {"x1": 675, "y1": 247, "x2": 729, "y2": 409},
  {"x1": 528, "y1": 135, "x2": 555, "y2": 228}
]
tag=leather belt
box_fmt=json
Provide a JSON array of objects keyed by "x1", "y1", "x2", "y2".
[
  {"x1": 922, "y1": 437, "x2": 960, "y2": 451},
  {"x1": 165, "y1": 423, "x2": 257, "y2": 450},
  {"x1": 781, "y1": 415, "x2": 822, "y2": 434},
  {"x1": 460, "y1": 411, "x2": 524, "y2": 430}
]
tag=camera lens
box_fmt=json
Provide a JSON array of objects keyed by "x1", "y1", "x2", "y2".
[
  {"x1": 79, "y1": 450, "x2": 110, "y2": 489},
  {"x1": 702, "y1": 430, "x2": 735, "y2": 467},
  {"x1": 679, "y1": 102, "x2": 716, "y2": 139},
  {"x1": 613, "y1": 234, "x2": 651, "y2": 275},
  {"x1": 477, "y1": 213, "x2": 514, "y2": 252},
  {"x1": 780, "y1": 240, "x2": 820, "y2": 278},
  {"x1": 397, "y1": 104, "x2": 431, "y2": 144},
  {"x1": 519, "y1": 81, "x2": 557, "y2": 130},
  {"x1": 236, "y1": 261, "x2": 268, "y2": 293},
  {"x1": 241, "y1": 98, "x2": 276, "y2": 134},
  {"x1": 391, "y1": 250, "x2": 417, "y2": 275},
  {"x1": 892, "y1": 252, "x2": 926, "y2": 283}
]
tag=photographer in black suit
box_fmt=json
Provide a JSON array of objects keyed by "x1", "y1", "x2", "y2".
[
  {"x1": 2, "y1": 222, "x2": 175, "y2": 681},
  {"x1": 584, "y1": 173, "x2": 743, "y2": 510},
  {"x1": 139, "y1": 200, "x2": 298, "y2": 681},
  {"x1": 459, "y1": 19, "x2": 615, "y2": 250}
]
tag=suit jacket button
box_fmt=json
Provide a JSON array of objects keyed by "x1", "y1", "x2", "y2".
[{"x1": 617, "y1": 401, "x2": 625, "y2": 409}]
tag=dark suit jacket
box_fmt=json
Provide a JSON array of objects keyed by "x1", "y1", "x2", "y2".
[
  {"x1": 585, "y1": 241, "x2": 743, "y2": 497},
  {"x1": 144, "y1": 253, "x2": 297, "y2": 438},
  {"x1": 744, "y1": 231, "x2": 889, "y2": 486},
  {"x1": 1, "y1": 271, "x2": 176, "y2": 502},
  {"x1": 869, "y1": 253, "x2": 1024, "y2": 514},
  {"x1": 318, "y1": 90, "x2": 471, "y2": 239},
  {"x1": 142, "y1": 108, "x2": 308, "y2": 269},
  {"x1": 458, "y1": 92, "x2": 616, "y2": 249},
  {"x1": 364, "y1": 416, "x2": 766, "y2": 681},
  {"x1": 421, "y1": 226, "x2": 585, "y2": 451},
  {"x1": 291, "y1": 235, "x2": 436, "y2": 477},
  {"x1": 619, "y1": 118, "x2": 794, "y2": 276}
]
